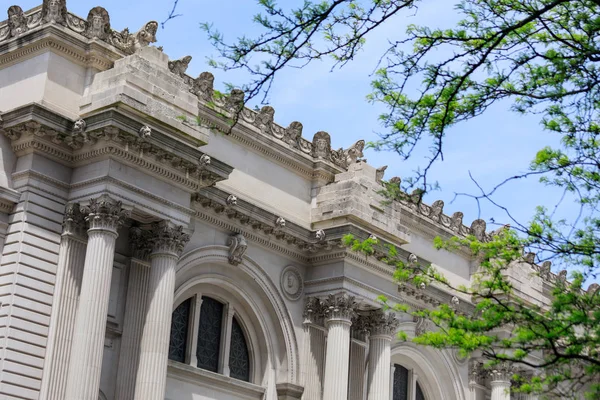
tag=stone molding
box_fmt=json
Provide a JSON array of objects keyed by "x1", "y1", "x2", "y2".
[
  {"x1": 275, "y1": 383, "x2": 304, "y2": 400},
  {"x1": 82, "y1": 194, "x2": 130, "y2": 233}
]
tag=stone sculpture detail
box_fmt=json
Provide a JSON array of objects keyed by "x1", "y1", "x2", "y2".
[
  {"x1": 81, "y1": 195, "x2": 130, "y2": 231},
  {"x1": 283, "y1": 121, "x2": 303, "y2": 147},
  {"x1": 312, "y1": 131, "x2": 331, "y2": 159},
  {"x1": 7, "y1": 6, "x2": 28, "y2": 38},
  {"x1": 227, "y1": 233, "x2": 247, "y2": 266},
  {"x1": 42, "y1": 0, "x2": 67, "y2": 25},
  {"x1": 470, "y1": 219, "x2": 487, "y2": 241},
  {"x1": 192, "y1": 72, "x2": 214, "y2": 102},
  {"x1": 168, "y1": 56, "x2": 192, "y2": 78},
  {"x1": 84, "y1": 6, "x2": 110, "y2": 40},
  {"x1": 322, "y1": 293, "x2": 357, "y2": 321},
  {"x1": 280, "y1": 266, "x2": 304, "y2": 301},
  {"x1": 226, "y1": 89, "x2": 245, "y2": 113},
  {"x1": 254, "y1": 106, "x2": 275, "y2": 134},
  {"x1": 149, "y1": 221, "x2": 190, "y2": 255},
  {"x1": 226, "y1": 195, "x2": 238, "y2": 206},
  {"x1": 138, "y1": 125, "x2": 152, "y2": 139},
  {"x1": 367, "y1": 310, "x2": 400, "y2": 336}
]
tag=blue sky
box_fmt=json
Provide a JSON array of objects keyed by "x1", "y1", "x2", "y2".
[{"x1": 14, "y1": 0, "x2": 580, "y2": 259}]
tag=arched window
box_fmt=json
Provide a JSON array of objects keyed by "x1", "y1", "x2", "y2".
[
  {"x1": 168, "y1": 295, "x2": 252, "y2": 383},
  {"x1": 393, "y1": 364, "x2": 427, "y2": 400}
]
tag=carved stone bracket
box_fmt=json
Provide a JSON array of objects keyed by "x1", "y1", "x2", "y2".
[
  {"x1": 81, "y1": 195, "x2": 130, "y2": 234},
  {"x1": 227, "y1": 233, "x2": 247, "y2": 266}
]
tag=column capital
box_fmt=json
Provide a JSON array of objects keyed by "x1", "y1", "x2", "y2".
[
  {"x1": 303, "y1": 296, "x2": 325, "y2": 325},
  {"x1": 82, "y1": 195, "x2": 130, "y2": 234},
  {"x1": 323, "y1": 293, "x2": 357, "y2": 324},
  {"x1": 469, "y1": 359, "x2": 486, "y2": 388},
  {"x1": 130, "y1": 226, "x2": 153, "y2": 261},
  {"x1": 149, "y1": 221, "x2": 190, "y2": 257},
  {"x1": 366, "y1": 309, "x2": 399, "y2": 338},
  {"x1": 489, "y1": 362, "x2": 514, "y2": 383},
  {"x1": 63, "y1": 202, "x2": 87, "y2": 239}
]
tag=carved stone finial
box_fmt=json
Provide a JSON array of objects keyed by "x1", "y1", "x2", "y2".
[
  {"x1": 429, "y1": 200, "x2": 444, "y2": 221},
  {"x1": 192, "y1": 72, "x2": 214, "y2": 102},
  {"x1": 367, "y1": 309, "x2": 400, "y2": 337},
  {"x1": 450, "y1": 211, "x2": 464, "y2": 231},
  {"x1": 139, "y1": 125, "x2": 152, "y2": 139},
  {"x1": 523, "y1": 252, "x2": 536, "y2": 263},
  {"x1": 226, "y1": 195, "x2": 238, "y2": 206},
  {"x1": 63, "y1": 202, "x2": 86, "y2": 238},
  {"x1": 254, "y1": 106, "x2": 275, "y2": 134},
  {"x1": 470, "y1": 219, "x2": 487, "y2": 241},
  {"x1": 389, "y1": 176, "x2": 401, "y2": 187},
  {"x1": 376, "y1": 166, "x2": 388, "y2": 183},
  {"x1": 133, "y1": 21, "x2": 158, "y2": 51},
  {"x1": 284, "y1": 121, "x2": 303, "y2": 147},
  {"x1": 322, "y1": 293, "x2": 357, "y2": 323},
  {"x1": 312, "y1": 131, "x2": 331, "y2": 159},
  {"x1": 227, "y1": 89, "x2": 245, "y2": 113},
  {"x1": 84, "y1": 6, "x2": 110, "y2": 40},
  {"x1": 538, "y1": 260, "x2": 551, "y2": 279},
  {"x1": 315, "y1": 229, "x2": 326, "y2": 242},
  {"x1": 344, "y1": 140, "x2": 365, "y2": 166},
  {"x1": 148, "y1": 220, "x2": 190, "y2": 257},
  {"x1": 227, "y1": 233, "x2": 247, "y2": 266},
  {"x1": 199, "y1": 154, "x2": 211, "y2": 167},
  {"x1": 7, "y1": 6, "x2": 28, "y2": 37},
  {"x1": 168, "y1": 56, "x2": 192, "y2": 78},
  {"x1": 42, "y1": 0, "x2": 67, "y2": 25},
  {"x1": 81, "y1": 195, "x2": 130, "y2": 233}
]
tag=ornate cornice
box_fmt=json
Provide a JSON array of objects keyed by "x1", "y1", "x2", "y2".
[{"x1": 82, "y1": 194, "x2": 130, "y2": 234}]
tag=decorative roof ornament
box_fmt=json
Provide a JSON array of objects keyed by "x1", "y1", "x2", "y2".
[
  {"x1": 345, "y1": 139, "x2": 365, "y2": 166},
  {"x1": 198, "y1": 154, "x2": 211, "y2": 167},
  {"x1": 254, "y1": 106, "x2": 275, "y2": 135},
  {"x1": 226, "y1": 89, "x2": 245, "y2": 113},
  {"x1": 376, "y1": 166, "x2": 387, "y2": 183},
  {"x1": 192, "y1": 72, "x2": 214, "y2": 102},
  {"x1": 168, "y1": 56, "x2": 192, "y2": 78},
  {"x1": 7, "y1": 6, "x2": 28, "y2": 38},
  {"x1": 588, "y1": 283, "x2": 599, "y2": 295},
  {"x1": 538, "y1": 260, "x2": 552, "y2": 280},
  {"x1": 312, "y1": 131, "x2": 331, "y2": 159},
  {"x1": 275, "y1": 217, "x2": 286, "y2": 229},
  {"x1": 470, "y1": 219, "x2": 487, "y2": 241},
  {"x1": 133, "y1": 21, "x2": 157, "y2": 51},
  {"x1": 407, "y1": 253, "x2": 418, "y2": 265},
  {"x1": 449, "y1": 212, "x2": 464, "y2": 231},
  {"x1": 84, "y1": 6, "x2": 110, "y2": 40},
  {"x1": 42, "y1": 0, "x2": 67, "y2": 25},
  {"x1": 284, "y1": 121, "x2": 303, "y2": 148}
]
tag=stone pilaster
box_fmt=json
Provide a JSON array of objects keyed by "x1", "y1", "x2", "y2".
[
  {"x1": 489, "y1": 364, "x2": 512, "y2": 400},
  {"x1": 40, "y1": 204, "x2": 87, "y2": 400},
  {"x1": 366, "y1": 310, "x2": 399, "y2": 400},
  {"x1": 65, "y1": 195, "x2": 129, "y2": 400},
  {"x1": 114, "y1": 227, "x2": 152, "y2": 400},
  {"x1": 322, "y1": 293, "x2": 357, "y2": 400},
  {"x1": 133, "y1": 221, "x2": 189, "y2": 400},
  {"x1": 301, "y1": 297, "x2": 326, "y2": 400}
]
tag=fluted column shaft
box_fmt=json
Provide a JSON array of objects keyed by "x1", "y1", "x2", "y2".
[
  {"x1": 348, "y1": 339, "x2": 368, "y2": 400},
  {"x1": 367, "y1": 334, "x2": 392, "y2": 400},
  {"x1": 302, "y1": 323, "x2": 326, "y2": 400},
  {"x1": 65, "y1": 196, "x2": 129, "y2": 400},
  {"x1": 490, "y1": 367, "x2": 512, "y2": 400},
  {"x1": 322, "y1": 293, "x2": 356, "y2": 400},
  {"x1": 114, "y1": 258, "x2": 150, "y2": 400},
  {"x1": 134, "y1": 221, "x2": 189, "y2": 400},
  {"x1": 40, "y1": 204, "x2": 87, "y2": 400}
]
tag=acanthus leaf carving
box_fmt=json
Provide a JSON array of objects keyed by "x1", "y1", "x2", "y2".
[
  {"x1": 322, "y1": 293, "x2": 357, "y2": 322},
  {"x1": 149, "y1": 220, "x2": 190, "y2": 256},
  {"x1": 63, "y1": 202, "x2": 86, "y2": 238},
  {"x1": 367, "y1": 309, "x2": 400, "y2": 337},
  {"x1": 81, "y1": 194, "x2": 130, "y2": 233}
]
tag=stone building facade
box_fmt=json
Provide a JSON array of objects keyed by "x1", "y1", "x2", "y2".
[{"x1": 0, "y1": 2, "x2": 558, "y2": 399}]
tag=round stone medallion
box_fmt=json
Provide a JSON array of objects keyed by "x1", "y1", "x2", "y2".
[{"x1": 280, "y1": 266, "x2": 303, "y2": 301}]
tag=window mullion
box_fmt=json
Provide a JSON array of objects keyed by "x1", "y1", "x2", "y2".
[
  {"x1": 390, "y1": 364, "x2": 395, "y2": 400},
  {"x1": 409, "y1": 370, "x2": 418, "y2": 400},
  {"x1": 219, "y1": 304, "x2": 235, "y2": 376},
  {"x1": 187, "y1": 293, "x2": 203, "y2": 367}
]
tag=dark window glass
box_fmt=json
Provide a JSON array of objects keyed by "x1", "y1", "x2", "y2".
[
  {"x1": 393, "y1": 364, "x2": 409, "y2": 400},
  {"x1": 229, "y1": 317, "x2": 251, "y2": 382},
  {"x1": 168, "y1": 298, "x2": 191, "y2": 363},
  {"x1": 416, "y1": 381, "x2": 425, "y2": 400},
  {"x1": 196, "y1": 296, "x2": 224, "y2": 372}
]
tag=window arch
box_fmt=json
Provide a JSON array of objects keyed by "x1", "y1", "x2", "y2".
[
  {"x1": 168, "y1": 295, "x2": 252, "y2": 383},
  {"x1": 393, "y1": 364, "x2": 427, "y2": 400}
]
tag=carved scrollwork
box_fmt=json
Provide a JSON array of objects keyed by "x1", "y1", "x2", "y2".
[{"x1": 227, "y1": 233, "x2": 247, "y2": 266}]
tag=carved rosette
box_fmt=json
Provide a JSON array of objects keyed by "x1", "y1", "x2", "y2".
[
  {"x1": 81, "y1": 195, "x2": 130, "y2": 234},
  {"x1": 62, "y1": 202, "x2": 87, "y2": 238},
  {"x1": 322, "y1": 293, "x2": 357, "y2": 323},
  {"x1": 367, "y1": 310, "x2": 400, "y2": 337},
  {"x1": 148, "y1": 221, "x2": 190, "y2": 257},
  {"x1": 227, "y1": 233, "x2": 247, "y2": 266}
]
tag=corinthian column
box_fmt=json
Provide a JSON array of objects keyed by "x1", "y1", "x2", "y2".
[
  {"x1": 468, "y1": 360, "x2": 486, "y2": 400},
  {"x1": 490, "y1": 364, "x2": 512, "y2": 400},
  {"x1": 114, "y1": 227, "x2": 152, "y2": 400},
  {"x1": 65, "y1": 195, "x2": 129, "y2": 400},
  {"x1": 322, "y1": 293, "x2": 357, "y2": 400},
  {"x1": 366, "y1": 310, "x2": 399, "y2": 400},
  {"x1": 302, "y1": 298, "x2": 327, "y2": 400},
  {"x1": 133, "y1": 221, "x2": 190, "y2": 400},
  {"x1": 40, "y1": 204, "x2": 87, "y2": 400},
  {"x1": 348, "y1": 315, "x2": 369, "y2": 400}
]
